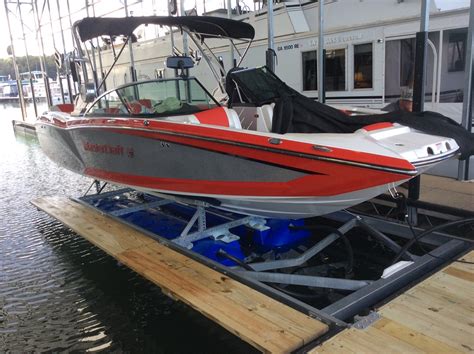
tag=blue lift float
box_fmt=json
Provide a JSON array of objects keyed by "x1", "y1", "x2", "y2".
[
  {"x1": 80, "y1": 187, "x2": 313, "y2": 266},
  {"x1": 76, "y1": 185, "x2": 470, "y2": 328}
]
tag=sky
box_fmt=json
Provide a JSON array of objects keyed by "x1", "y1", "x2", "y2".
[
  {"x1": 0, "y1": 0, "x2": 243, "y2": 58},
  {"x1": 0, "y1": 0, "x2": 470, "y2": 59}
]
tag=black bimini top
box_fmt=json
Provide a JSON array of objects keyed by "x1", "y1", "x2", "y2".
[{"x1": 75, "y1": 16, "x2": 255, "y2": 42}]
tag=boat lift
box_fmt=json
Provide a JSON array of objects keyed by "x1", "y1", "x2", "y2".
[{"x1": 75, "y1": 183, "x2": 471, "y2": 328}]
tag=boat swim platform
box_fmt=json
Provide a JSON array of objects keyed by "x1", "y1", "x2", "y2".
[
  {"x1": 311, "y1": 250, "x2": 474, "y2": 353},
  {"x1": 31, "y1": 195, "x2": 329, "y2": 353}
]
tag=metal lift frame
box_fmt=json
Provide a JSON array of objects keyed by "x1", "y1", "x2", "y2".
[{"x1": 75, "y1": 186, "x2": 470, "y2": 332}]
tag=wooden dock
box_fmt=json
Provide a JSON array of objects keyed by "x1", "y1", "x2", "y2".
[
  {"x1": 32, "y1": 196, "x2": 329, "y2": 353},
  {"x1": 420, "y1": 175, "x2": 473, "y2": 212},
  {"x1": 311, "y1": 250, "x2": 474, "y2": 353},
  {"x1": 12, "y1": 120, "x2": 37, "y2": 137}
]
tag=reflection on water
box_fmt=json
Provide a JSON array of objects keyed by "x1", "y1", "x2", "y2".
[{"x1": 0, "y1": 103, "x2": 256, "y2": 352}]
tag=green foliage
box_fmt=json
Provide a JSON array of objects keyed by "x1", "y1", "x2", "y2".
[{"x1": 0, "y1": 55, "x2": 61, "y2": 80}]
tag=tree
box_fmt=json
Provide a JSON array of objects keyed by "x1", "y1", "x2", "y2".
[{"x1": 0, "y1": 55, "x2": 60, "y2": 80}]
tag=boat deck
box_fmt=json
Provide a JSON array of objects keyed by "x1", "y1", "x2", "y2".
[
  {"x1": 31, "y1": 196, "x2": 329, "y2": 353},
  {"x1": 311, "y1": 250, "x2": 474, "y2": 353}
]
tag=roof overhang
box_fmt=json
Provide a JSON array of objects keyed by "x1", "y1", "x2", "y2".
[{"x1": 74, "y1": 15, "x2": 255, "y2": 42}]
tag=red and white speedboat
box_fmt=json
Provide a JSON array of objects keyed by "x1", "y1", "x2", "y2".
[{"x1": 36, "y1": 16, "x2": 461, "y2": 219}]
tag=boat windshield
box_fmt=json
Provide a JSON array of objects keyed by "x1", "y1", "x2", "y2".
[{"x1": 85, "y1": 78, "x2": 219, "y2": 117}]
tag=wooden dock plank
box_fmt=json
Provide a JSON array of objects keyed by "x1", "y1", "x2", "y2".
[
  {"x1": 420, "y1": 175, "x2": 474, "y2": 212},
  {"x1": 449, "y1": 252, "x2": 474, "y2": 273},
  {"x1": 372, "y1": 318, "x2": 464, "y2": 354},
  {"x1": 32, "y1": 196, "x2": 328, "y2": 353},
  {"x1": 33, "y1": 195, "x2": 157, "y2": 256},
  {"x1": 381, "y1": 303, "x2": 472, "y2": 350},
  {"x1": 444, "y1": 266, "x2": 474, "y2": 282},
  {"x1": 311, "y1": 250, "x2": 474, "y2": 353},
  {"x1": 312, "y1": 326, "x2": 426, "y2": 354},
  {"x1": 120, "y1": 248, "x2": 306, "y2": 351}
]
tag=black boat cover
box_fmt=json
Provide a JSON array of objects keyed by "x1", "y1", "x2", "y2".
[
  {"x1": 75, "y1": 16, "x2": 255, "y2": 42},
  {"x1": 227, "y1": 67, "x2": 474, "y2": 159}
]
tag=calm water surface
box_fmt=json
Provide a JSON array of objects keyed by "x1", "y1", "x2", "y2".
[{"x1": 0, "y1": 103, "x2": 256, "y2": 352}]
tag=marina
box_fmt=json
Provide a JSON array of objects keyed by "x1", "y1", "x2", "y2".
[{"x1": 1, "y1": 0, "x2": 473, "y2": 352}]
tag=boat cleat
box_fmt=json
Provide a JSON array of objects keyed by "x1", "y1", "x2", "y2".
[
  {"x1": 352, "y1": 311, "x2": 381, "y2": 329},
  {"x1": 211, "y1": 231, "x2": 240, "y2": 243},
  {"x1": 246, "y1": 217, "x2": 270, "y2": 231},
  {"x1": 175, "y1": 230, "x2": 239, "y2": 249}
]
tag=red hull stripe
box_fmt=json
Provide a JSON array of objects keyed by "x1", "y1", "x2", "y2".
[{"x1": 84, "y1": 165, "x2": 409, "y2": 197}]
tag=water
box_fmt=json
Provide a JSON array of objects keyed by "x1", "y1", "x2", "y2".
[{"x1": 0, "y1": 103, "x2": 256, "y2": 352}]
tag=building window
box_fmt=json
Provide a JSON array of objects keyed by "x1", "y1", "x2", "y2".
[
  {"x1": 354, "y1": 43, "x2": 373, "y2": 89},
  {"x1": 302, "y1": 49, "x2": 346, "y2": 91},
  {"x1": 448, "y1": 30, "x2": 467, "y2": 72},
  {"x1": 302, "y1": 50, "x2": 317, "y2": 91},
  {"x1": 325, "y1": 49, "x2": 346, "y2": 91},
  {"x1": 400, "y1": 38, "x2": 416, "y2": 87}
]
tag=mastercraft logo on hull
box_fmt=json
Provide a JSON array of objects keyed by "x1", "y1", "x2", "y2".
[{"x1": 82, "y1": 141, "x2": 125, "y2": 156}]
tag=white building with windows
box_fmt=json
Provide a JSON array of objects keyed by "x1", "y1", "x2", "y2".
[{"x1": 93, "y1": 0, "x2": 469, "y2": 123}]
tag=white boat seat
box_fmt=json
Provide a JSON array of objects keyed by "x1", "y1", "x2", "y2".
[
  {"x1": 224, "y1": 107, "x2": 242, "y2": 129},
  {"x1": 256, "y1": 103, "x2": 275, "y2": 132}
]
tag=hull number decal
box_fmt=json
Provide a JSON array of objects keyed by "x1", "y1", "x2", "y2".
[{"x1": 277, "y1": 43, "x2": 301, "y2": 51}]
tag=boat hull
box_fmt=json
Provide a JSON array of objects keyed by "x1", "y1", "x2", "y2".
[
  {"x1": 135, "y1": 183, "x2": 408, "y2": 218},
  {"x1": 36, "y1": 120, "x2": 416, "y2": 218}
]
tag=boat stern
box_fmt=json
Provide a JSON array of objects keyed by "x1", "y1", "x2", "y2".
[{"x1": 359, "y1": 123, "x2": 460, "y2": 173}]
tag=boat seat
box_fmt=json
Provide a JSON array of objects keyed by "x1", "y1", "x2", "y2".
[
  {"x1": 164, "y1": 107, "x2": 242, "y2": 129},
  {"x1": 224, "y1": 107, "x2": 242, "y2": 129},
  {"x1": 138, "y1": 99, "x2": 153, "y2": 109},
  {"x1": 127, "y1": 101, "x2": 155, "y2": 114},
  {"x1": 50, "y1": 103, "x2": 75, "y2": 113},
  {"x1": 256, "y1": 103, "x2": 275, "y2": 132},
  {"x1": 105, "y1": 107, "x2": 120, "y2": 114},
  {"x1": 194, "y1": 107, "x2": 242, "y2": 129}
]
